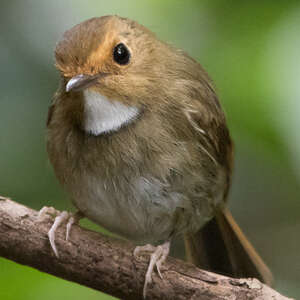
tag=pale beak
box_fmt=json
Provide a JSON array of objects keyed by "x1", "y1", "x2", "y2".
[{"x1": 66, "y1": 73, "x2": 108, "y2": 92}]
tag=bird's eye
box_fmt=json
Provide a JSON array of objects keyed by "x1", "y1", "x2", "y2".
[{"x1": 113, "y1": 43, "x2": 130, "y2": 65}]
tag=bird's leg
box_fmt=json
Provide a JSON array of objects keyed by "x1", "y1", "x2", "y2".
[
  {"x1": 38, "y1": 207, "x2": 83, "y2": 257},
  {"x1": 134, "y1": 240, "x2": 170, "y2": 298},
  {"x1": 65, "y1": 211, "x2": 83, "y2": 241}
]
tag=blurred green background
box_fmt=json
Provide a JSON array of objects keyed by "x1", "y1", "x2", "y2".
[{"x1": 1, "y1": 0, "x2": 299, "y2": 299}]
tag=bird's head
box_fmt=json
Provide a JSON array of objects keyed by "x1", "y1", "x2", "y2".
[
  {"x1": 55, "y1": 15, "x2": 174, "y2": 107},
  {"x1": 54, "y1": 16, "x2": 211, "y2": 135}
]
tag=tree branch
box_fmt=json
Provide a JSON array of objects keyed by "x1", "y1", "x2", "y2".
[{"x1": 0, "y1": 196, "x2": 293, "y2": 300}]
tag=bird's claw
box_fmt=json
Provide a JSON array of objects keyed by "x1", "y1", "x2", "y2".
[
  {"x1": 134, "y1": 241, "x2": 170, "y2": 298},
  {"x1": 38, "y1": 206, "x2": 82, "y2": 257}
]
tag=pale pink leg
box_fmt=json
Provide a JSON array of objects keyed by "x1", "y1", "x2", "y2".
[
  {"x1": 38, "y1": 207, "x2": 83, "y2": 257},
  {"x1": 66, "y1": 211, "x2": 83, "y2": 241},
  {"x1": 134, "y1": 241, "x2": 170, "y2": 298},
  {"x1": 48, "y1": 211, "x2": 69, "y2": 257}
]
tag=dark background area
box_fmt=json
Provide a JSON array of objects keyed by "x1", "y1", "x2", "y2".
[{"x1": 0, "y1": 1, "x2": 299, "y2": 299}]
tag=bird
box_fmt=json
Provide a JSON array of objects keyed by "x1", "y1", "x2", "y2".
[{"x1": 42, "y1": 15, "x2": 272, "y2": 297}]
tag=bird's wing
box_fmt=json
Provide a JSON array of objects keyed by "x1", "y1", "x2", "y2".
[{"x1": 183, "y1": 94, "x2": 233, "y2": 195}]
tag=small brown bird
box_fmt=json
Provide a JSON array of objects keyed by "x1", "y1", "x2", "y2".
[{"x1": 42, "y1": 15, "x2": 272, "y2": 297}]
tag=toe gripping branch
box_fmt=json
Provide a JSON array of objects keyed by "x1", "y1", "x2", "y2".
[
  {"x1": 38, "y1": 207, "x2": 83, "y2": 257},
  {"x1": 134, "y1": 241, "x2": 170, "y2": 298}
]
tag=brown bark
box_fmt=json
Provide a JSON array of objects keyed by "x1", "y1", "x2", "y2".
[{"x1": 0, "y1": 196, "x2": 294, "y2": 300}]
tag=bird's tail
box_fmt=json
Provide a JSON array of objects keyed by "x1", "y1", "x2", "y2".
[{"x1": 184, "y1": 207, "x2": 273, "y2": 285}]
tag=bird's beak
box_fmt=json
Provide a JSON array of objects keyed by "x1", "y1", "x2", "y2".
[{"x1": 66, "y1": 73, "x2": 108, "y2": 92}]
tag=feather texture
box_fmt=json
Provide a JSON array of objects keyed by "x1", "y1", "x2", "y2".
[{"x1": 47, "y1": 15, "x2": 270, "y2": 284}]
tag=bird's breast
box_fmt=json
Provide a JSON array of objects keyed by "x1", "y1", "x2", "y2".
[
  {"x1": 70, "y1": 172, "x2": 187, "y2": 244},
  {"x1": 47, "y1": 94, "x2": 226, "y2": 244}
]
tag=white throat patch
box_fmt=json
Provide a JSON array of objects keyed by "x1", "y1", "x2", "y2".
[{"x1": 83, "y1": 90, "x2": 139, "y2": 136}]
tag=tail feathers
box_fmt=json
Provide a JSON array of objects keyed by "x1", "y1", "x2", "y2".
[{"x1": 184, "y1": 208, "x2": 273, "y2": 286}]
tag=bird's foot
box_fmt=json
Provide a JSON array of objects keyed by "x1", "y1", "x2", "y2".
[
  {"x1": 38, "y1": 207, "x2": 83, "y2": 257},
  {"x1": 134, "y1": 241, "x2": 170, "y2": 298}
]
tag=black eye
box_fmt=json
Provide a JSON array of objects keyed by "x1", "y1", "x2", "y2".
[{"x1": 113, "y1": 43, "x2": 130, "y2": 65}]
